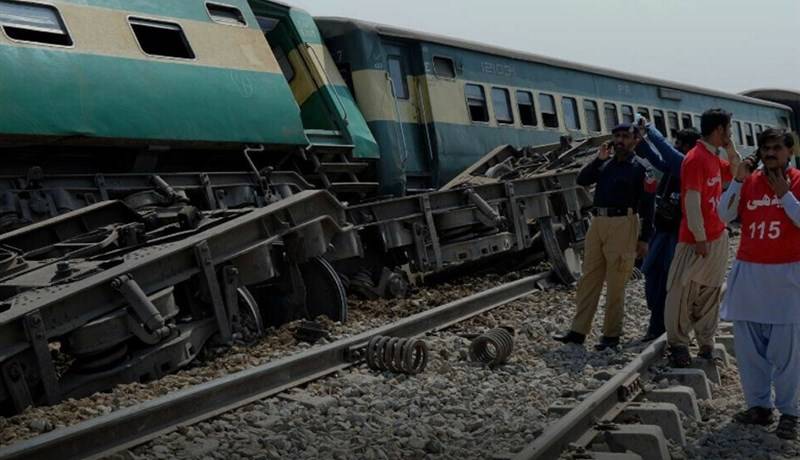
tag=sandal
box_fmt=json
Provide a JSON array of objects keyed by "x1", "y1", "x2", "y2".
[{"x1": 776, "y1": 414, "x2": 798, "y2": 440}]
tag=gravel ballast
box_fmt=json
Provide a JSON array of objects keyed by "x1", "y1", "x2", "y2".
[
  {"x1": 120, "y1": 276, "x2": 655, "y2": 460},
  {"x1": 6, "y1": 236, "x2": 798, "y2": 459}
]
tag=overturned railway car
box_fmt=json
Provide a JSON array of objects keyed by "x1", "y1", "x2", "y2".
[
  {"x1": 0, "y1": 164, "x2": 594, "y2": 415},
  {"x1": 316, "y1": 17, "x2": 794, "y2": 195}
]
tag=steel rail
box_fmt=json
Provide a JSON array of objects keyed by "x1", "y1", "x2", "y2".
[
  {"x1": 0, "y1": 271, "x2": 551, "y2": 460},
  {"x1": 512, "y1": 335, "x2": 668, "y2": 460}
]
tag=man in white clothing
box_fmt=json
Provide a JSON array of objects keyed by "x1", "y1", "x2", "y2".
[{"x1": 718, "y1": 128, "x2": 800, "y2": 440}]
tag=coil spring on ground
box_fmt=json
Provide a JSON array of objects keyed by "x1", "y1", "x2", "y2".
[
  {"x1": 366, "y1": 336, "x2": 428, "y2": 374},
  {"x1": 469, "y1": 328, "x2": 514, "y2": 367}
]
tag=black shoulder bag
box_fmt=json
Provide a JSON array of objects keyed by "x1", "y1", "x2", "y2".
[{"x1": 654, "y1": 174, "x2": 681, "y2": 230}]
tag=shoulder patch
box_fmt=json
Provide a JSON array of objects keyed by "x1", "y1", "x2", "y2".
[{"x1": 643, "y1": 170, "x2": 658, "y2": 193}]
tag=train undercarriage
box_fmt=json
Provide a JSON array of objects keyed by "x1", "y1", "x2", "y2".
[{"x1": 0, "y1": 137, "x2": 599, "y2": 415}]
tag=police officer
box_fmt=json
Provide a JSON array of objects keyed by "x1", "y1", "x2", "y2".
[{"x1": 554, "y1": 122, "x2": 656, "y2": 350}]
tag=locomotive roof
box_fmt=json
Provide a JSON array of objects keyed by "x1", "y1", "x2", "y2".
[
  {"x1": 316, "y1": 17, "x2": 792, "y2": 112},
  {"x1": 742, "y1": 89, "x2": 800, "y2": 103}
]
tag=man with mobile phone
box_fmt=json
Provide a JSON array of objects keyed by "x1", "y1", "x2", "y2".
[
  {"x1": 553, "y1": 123, "x2": 656, "y2": 351},
  {"x1": 663, "y1": 109, "x2": 740, "y2": 367},
  {"x1": 717, "y1": 128, "x2": 799, "y2": 440}
]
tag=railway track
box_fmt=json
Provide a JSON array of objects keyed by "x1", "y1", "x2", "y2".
[
  {"x1": 0, "y1": 271, "x2": 554, "y2": 460},
  {"x1": 2, "y1": 280, "x2": 757, "y2": 460},
  {"x1": 513, "y1": 335, "x2": 731, "y2": 460}
]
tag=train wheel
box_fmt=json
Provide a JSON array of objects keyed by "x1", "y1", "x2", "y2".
[
  {"x1": 299, "y1": 257, "x2": 348, "y2": 323},
  {"x1": 539, "y1": 216, "x2": 582, "y2": 284},
  {"x1": 252, "y1": 257, "x2": 348, "y2": 326},
  {"x1": 233, "y1": 286, "x2": 264, "y2": 342}
]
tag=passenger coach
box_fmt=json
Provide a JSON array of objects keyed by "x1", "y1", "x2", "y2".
[
  {"x1": 0, "y1": 0, "x2": 380, "y2": 198},
  {"x1": 316, "y1": 18, "x2": 794, "y2": 195}
]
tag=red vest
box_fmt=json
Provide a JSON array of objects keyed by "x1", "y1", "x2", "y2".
[
  {"x1": 678, "y1": 143, "x2": 732, "y2": 244},
  {"x1": 737, "y1": 168, "x2": 800, "y2": 264}
]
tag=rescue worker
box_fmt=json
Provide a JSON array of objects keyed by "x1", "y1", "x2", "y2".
[
  {"x1": 718, "y1": 128, "x2": 799, "y2": 440},
  {"x1": 633, "y1": 114, "x2": 701, "y2": 341},
  {"x1": 554, "y1": 122, "x2": 656, "y2": 351},
  {"x1": 664, "y1": 109, "x2": 740, "y2": 367}
]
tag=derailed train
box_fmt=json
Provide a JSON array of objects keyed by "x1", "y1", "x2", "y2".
[{"x1": 0, "y1": 0, "x2": 793, "y2": 414}]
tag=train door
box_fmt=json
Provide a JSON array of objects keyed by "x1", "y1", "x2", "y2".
[
  {"x1": 383, "y1": 42, "x2": 434, "y2": 193},
  {"x1": 254, "y1": 14, "x2": 347, "y2": 140}
]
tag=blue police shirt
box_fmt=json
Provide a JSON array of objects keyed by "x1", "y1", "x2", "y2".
[{"x1": 577, "y1": 152, "x2": 656, "y2": 242}]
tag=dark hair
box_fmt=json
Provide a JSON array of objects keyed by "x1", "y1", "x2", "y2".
[
  {"x1": 758, "y1": 128, "x2": 795, "y2": 149},
  {"x1": 676, "y1": 128, "x2": 701, "y2": 147},
  {"x1": 700, "y1": 109, "x2": 732, "y2": 137}
]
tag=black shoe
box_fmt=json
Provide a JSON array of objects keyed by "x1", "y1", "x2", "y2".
[
  {"x1": 553, "y1": 330, "x2": 586, "y2": 345},
  {"x1": 697, "y1": 345, "x2": 714, "y2": 360},
  {"x1": 734, "y1": 406, "x2": 775, "y2": 426},
  {"x1": 640, "y1": 332, "x2": 662, "y2": 343},
  {"x1": 776, "y1": 414, "x2": 798, "y2": 440},
  {"x1": 668, "y1": 345, "x2": 692, "y2": 368},
  {"x1": 594, "y1": 336, "x2": 620, "y2": 351}
]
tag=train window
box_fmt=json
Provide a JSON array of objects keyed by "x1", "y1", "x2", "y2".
[
  {"x1": 129, "y1": 18, "x2": 195, "y2": 59},
  {"x1": 779, "y1": 116, "x2": 789, "y2": 128},
  {"x1": 732, "y1": 121, "x2": 743, "y2": 146},
  {"x1": 206, "y1": 2, "x2": 247, "y2": 26},
  {"x1": 0, "y1": 0, "x2": 72, "y2": 46},
  {"x1": 652, "y1": 110, "x2": 667, "y2": 137},
  {"x1": 604, "y1": 103, "x2": 619, "y2": 131},
  {"x1": 271, "y1": 45, "x2": 295, "y2": 82},
  {"x1": 583, "y1": 100, "x2": 601, "y2": 132},
  {"x1": 754, "y1": 124, "x2": 763, "y2": 146},
  {"x1": 681, "y1": 113, "x2": 693, "y2": 129},
  {"x1": 744, "y1": 123, "x2": 755, "y2": 146},
  {"x1": 621, "y1": 105, "x2": 634, "y2": 123},
  {"x1": 433, "y1": 57, "x2": 456, "y2": 79},
  {"x1": 491, "y1": 87, "x2": 514, "y2": 125},
  {"x1": 387, "y1": 56, "x2": 409, "y2": 99},
  {"x1": 255, "y1": 15, "x2": 278, "y2": 32},
  {"x1": 337, "y1": 62, "x2": 356, "y2": 97},
  {"x1": 539, "y1": 93, "x2": 559, "y2": 128},
  {"x1": 562, "y1": 97, "x2": 581, "y2": 130},
  {"x1": 465, "y1": 84, "x2": 489, "y2": 123},
  {"x1": 667, "y1": 112, "x2": 680, "y2": 138},
  {"x1": 693, "y1": 115, "x2": 702, "y2": 129},
  {"x1": 637, "y1": 107, "x2": 650, "y2": 119},
  {"x1": 516, "y1": 90, "x2": 537, "y2": 127}
]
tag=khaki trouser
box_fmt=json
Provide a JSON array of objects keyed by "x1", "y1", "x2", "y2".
[
  {"x1": 664, "y1": 234, "x2": 729, "y2": 348},
  {"x1": 571, "y1": 214, "x2": 640, "y2": 338}
]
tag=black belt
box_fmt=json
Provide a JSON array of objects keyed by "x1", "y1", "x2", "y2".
[{"x1": 591, "y1": 207, "x2": 636, "y2": 217}]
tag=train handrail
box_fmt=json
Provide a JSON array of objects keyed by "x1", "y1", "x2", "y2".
[
  {"x1": 416, "y1": 79, "x2": 436, "y2": 165},
  {"x1": 386, "y1": 73, "x2": 410, "y2": 172}
]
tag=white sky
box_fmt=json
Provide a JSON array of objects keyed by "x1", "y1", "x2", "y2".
[{"x1": 289, "y1": 0, "x2": 800, "y2": 94}]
